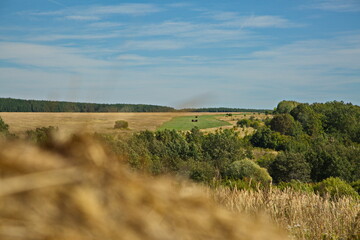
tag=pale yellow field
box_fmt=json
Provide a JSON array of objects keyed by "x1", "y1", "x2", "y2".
[
  {"x1": 0, "y1": 112, "x2": 269, "y2": 137},
  {"x1": 0, "y1": 112, "x2": 235, "y2": 135}
]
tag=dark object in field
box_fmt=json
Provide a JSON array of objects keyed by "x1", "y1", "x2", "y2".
[
  {"x1": 192, "y1": 119, "x2": 198, "y2": 122},
  {"x1": 114, "y1": 120, "x2": 128, "y2": 129}
]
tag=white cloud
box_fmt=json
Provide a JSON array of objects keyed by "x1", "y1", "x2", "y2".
[
  {"x1": 240, "y1": 16, "x2": 293, "y2": 28},
  {"x1": 208, "y1": 12, "x2": 298, "y2": 28},
  {"x1": 0, "y1": 42, "x2": 111, "y2": 69},
  {"x1": 47, "y1": 0, "x2": 66, "y2": 7},
  {"x1": 88, "y1": 21, "x2": 124, "y2": 28},
  {"x1": 122, "y1": 40, "x2": 186, "y2": 50},
  {"x1": 65, "y1": 15, "x2": 100, "y2": 21},
  {"x1": 29, "y1": 33, "x2": 119, "y2": 41},
  {"x1": 306, "y1": 0, "x2": 360, "y2": 12},
  {"x1": 85, "y1": 4, "x2": 162, "y2": 15},
  {"x1": 116, "y1": 54, "x2": 149, "y2": 61},
  {"x1": 29, "y1": 3, "x2": 162, "y2": 18}
]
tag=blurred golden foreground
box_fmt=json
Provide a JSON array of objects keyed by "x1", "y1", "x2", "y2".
[{"x1": 0, "y1": 133, "x2": 287, "y2": 240}]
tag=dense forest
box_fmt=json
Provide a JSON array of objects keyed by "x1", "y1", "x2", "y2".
[
  {"x1": 0, "y1": 98, "x2": 267, "y2": 113},
  {"x1": 0, "y1": 98, "x2": 175, "y2": 112}
]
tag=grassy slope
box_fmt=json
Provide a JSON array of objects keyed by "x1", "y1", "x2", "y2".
[{"x1": 158, "y1": 114, "x2": 232, "y2": 131}]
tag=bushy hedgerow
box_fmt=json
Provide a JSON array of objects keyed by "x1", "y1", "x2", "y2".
[{"x1": 314, "y1": 177, "x2": 359, "y2": 200}]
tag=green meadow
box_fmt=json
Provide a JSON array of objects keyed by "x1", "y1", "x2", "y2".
[{"x1": 157, "y1": 114, "x2": 232, "y2": 131}]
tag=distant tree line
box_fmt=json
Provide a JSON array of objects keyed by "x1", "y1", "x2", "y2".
[
  {"x1": 0, "y1": 98, "x2": 269, "y2": 113},
  {"x1": 0, "y1": 98, "x2": 175, "y2": 112},
  {"x1": 181, "y1": 107, "x2": 267, "y2": 113}
]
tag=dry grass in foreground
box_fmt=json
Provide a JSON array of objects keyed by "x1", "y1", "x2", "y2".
[
  {"x1": 206, "y1": 186, "x2": 360, "y2": 240},
  {"x1": 0, "y1": 133, "x2": 287, "y2": 240}
]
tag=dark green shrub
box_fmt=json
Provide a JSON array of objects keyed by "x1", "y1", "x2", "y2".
[
  {"x1": 314, "y1": 177, "x2": 359, "y2": 200},
  {"x1": 224, "y1": 159, "x2": 272, "y2": 185},
  {"x1": 26, "y1": 126, "x2": 58, "y2": 145},
  {"x1": 277, "y1": 180, "x2": 314, "y2": 193},
  {"x1": 269, "y1": 152, "x2": 311, "y2": 183},
  {"x1": 114, "y1": 120, "x2": 128, "y2": 129}
]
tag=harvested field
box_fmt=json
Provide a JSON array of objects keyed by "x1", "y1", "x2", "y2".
[
  {"x1": 0, "y1": 112, "x2": 263, "y2": 136},
  {"x1": 0, "y1": 112, "x2": 217, "y2": 135}
]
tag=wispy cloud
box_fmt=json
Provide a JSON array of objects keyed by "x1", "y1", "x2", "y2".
[
  {"x1": 88, "y1": 21, "x2": 124, "y2": 28},
  {"x1": 65, "y1": 15, "x2": 100, "y2": 21},
  {"x1": 29, "y1": 33, "x2": 119, "y2": 41},
  {"x1": 122, "y1": 40, "x2": 186, "y2": 50},
  {"x1": 207, "y1": 12, "x2": 298, "y2": 28},
  {"x1": 29, "y1": 3, "x2": 162, "y2": 19},
  {"x1": 85, "y1": 4, "x2": 162, "y2": 15},
  {"x1": 238, "y1": 15, "x2": 294, "y2": 28},
  {"x1": 305, "y1": 0, "x2": 360, "y2": 12},
  {"x1": 47, "y1": 0, "x2": 66, "y2": 7},
  {"x1": 0, "y1": 42, "x2": 111, "y2": 69}
]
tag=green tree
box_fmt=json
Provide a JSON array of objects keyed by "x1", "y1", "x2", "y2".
[
  {"x1": 269, "y1": 152, "x2": 311, "y2": 183},
  {"x1": 202, "y1": 129, "x2": 245, "y2": 170},
  {"x1": 270, "y1": 114, "x2": 302, "y2": 136},
  {"x1": 290, "y1": 104, "x2": 323, "y2": 136},
  {"x1": 305, "y1": 140, "x2": 354, "y2": 182},
  {"x1": 275, "y1": 100, "x2": 300, "y2": 114},
  {"x1": 250, "y1": 127, "x2": 288, "y2": 151}
]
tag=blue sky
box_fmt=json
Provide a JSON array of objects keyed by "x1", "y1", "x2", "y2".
[{"x1": 0, "y1": 0, "x2": 359, "y2": 108}]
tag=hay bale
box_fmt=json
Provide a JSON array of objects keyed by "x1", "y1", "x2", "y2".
[{"x1": 0, "y1": 134, "x2": 287, "y2": 240}]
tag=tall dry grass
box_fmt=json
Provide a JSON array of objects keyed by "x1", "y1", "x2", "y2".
[
  {"x1": 206, "y1": 186, "x2": 360, "y2": 240},
  {"x1": 0, "y1": 132, "x2": 358, "y2": 240},
  {"x1": 0, "y1": 134, "x2": 287, "y2": 240}
]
